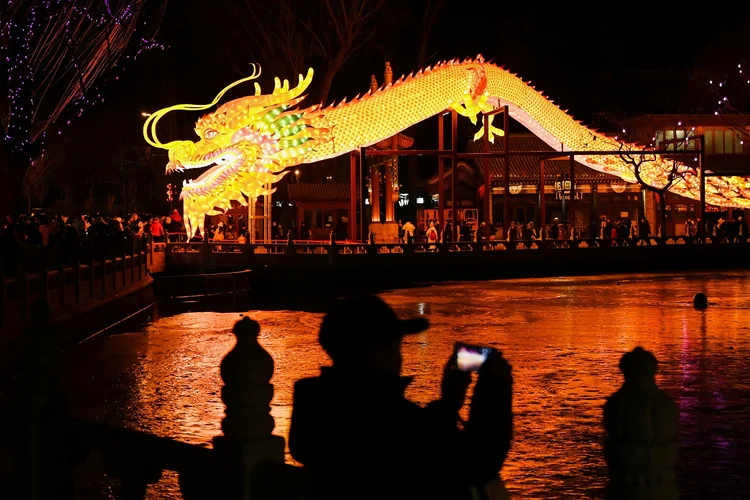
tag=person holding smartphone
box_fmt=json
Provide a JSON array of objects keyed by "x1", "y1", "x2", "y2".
[{"x1": 288, "y1": 295, "x2": 514, "y2": 500}]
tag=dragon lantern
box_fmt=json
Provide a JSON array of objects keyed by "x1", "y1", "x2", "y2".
[{"x1": 145, "y1": 56, "x2": 750, "y2": 238}]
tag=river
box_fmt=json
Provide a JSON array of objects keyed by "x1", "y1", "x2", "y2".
[{"x1": 60, "y1": 270, "x2": 750, "y2": 499}]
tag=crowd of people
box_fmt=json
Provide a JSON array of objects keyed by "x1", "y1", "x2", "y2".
[
  {"x1": 406, "y1": 214, "x2": 749, "y2": 245},
  {"x1": 4, "y1": 208, "x2": 747, "y2": 276},
  {"x1": 0, "y1": 210, "x2": 187, "y2": 276}
]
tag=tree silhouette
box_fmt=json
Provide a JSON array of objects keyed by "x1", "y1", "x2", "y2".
[
  {"x1": 708, "y1": 60, "x2": 750, "y2": 144},
  {"x1": 618, "y1": 140, "x2": 696, "y2": 237},
  {"x1": 0, "y1": 0, "x2": 166, "y2": 218},
  {"x1": 227, "y1": 0, "x2": 391, "y2": 106}
]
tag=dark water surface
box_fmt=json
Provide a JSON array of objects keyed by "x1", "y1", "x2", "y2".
[{"x1": 61, "y1": 271, "x2": 750, "y2": 499}]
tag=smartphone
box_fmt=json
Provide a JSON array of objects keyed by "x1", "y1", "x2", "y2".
[{"x1": 455, "y1": 342, "x2": 492, "y2": 372}]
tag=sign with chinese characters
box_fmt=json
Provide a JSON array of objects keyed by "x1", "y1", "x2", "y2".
[
  {"x1": 555, "y1": 191, "x2": 583, "y2": 201},
  {"x1": 555, "y1": 180, "x2": 573, "y2": 192}
]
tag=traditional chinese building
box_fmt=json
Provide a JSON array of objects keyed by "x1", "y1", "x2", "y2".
[
  {"x1": 623, "y1": 114, "x2": 750, "y2": 234},
  {"x1": 467, "y1": 134, "x2": 643, "y2": 237},
  {"x1": 287, "y1": 183, "x2": 356, "y2": 240}
]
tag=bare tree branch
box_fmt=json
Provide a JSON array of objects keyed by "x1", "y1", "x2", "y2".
[{"x1": 227, "y1": 0, "x2": 391, "y2": 105}]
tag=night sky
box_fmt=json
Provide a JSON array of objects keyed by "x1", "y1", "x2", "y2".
[{"x1": 73, "y1": 1, "x2": 750, "y2": 153}]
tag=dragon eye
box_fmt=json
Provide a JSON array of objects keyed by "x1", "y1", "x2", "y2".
[{"x1": 204, "y1": 129, "x2": 218, "y2": 140}]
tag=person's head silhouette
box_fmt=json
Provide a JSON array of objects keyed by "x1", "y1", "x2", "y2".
[{"x1": 319, "y1": 295, "x2": 428, "y2": 374}]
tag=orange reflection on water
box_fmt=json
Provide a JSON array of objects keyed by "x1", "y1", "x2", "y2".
[{"x1": 61, "y1": 270, "x2": 750, "y2": 499}]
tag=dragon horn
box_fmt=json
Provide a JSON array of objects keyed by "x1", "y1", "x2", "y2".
[{"x1": 143, "y1": 63, "x2": 263, "y2": 150}]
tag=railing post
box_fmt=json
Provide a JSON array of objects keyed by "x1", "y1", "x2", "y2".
[
  {"x1": 88, "y1": 260, "x2": 95, "y2": 300},
  {"x1": 14, "y1": 300, "x2": 74, "y2": 498},
  {"x1": 212, "y1": 318, "x2": 285, "y2": 499},
  {"x1": 0, "y1": 264, "x2": 5, "y2": 329},
  {"x1": 59, "y1": 264, "x2": 65, "y2": 308},
  {"x1": 201, "y1": 237, "x2": 211, "y2": 266},
  {"x1": 122, "y1": 251, "x2": 127, "y2": 288},
  {"x1": 329, "y1": 231, "x2": 337, "y2": 265},
  {"x1": 20, "y1": 271, "x2": 29, "y2": 322},
  {"x1": 285, "y1": 230, "x2": 294, "y2": 255},
  {"x1": 40, "y1": 264, "x2": 49, "y2": 306},
  {"x1": 75, "y1": 262, "x2": 81, "y2": 305}
]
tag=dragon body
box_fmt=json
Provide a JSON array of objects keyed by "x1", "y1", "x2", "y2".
[{"x1": 144, "y1": 56, "x2": 750, "y2": 239}]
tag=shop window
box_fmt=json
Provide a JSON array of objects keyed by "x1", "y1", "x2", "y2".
[
  {"x1": 703, "y1": 129, "x2": 745, "y2": 154},
  {"x1": 655, "y1": 131, "x2": 664, "y2": 147},
  {"x1": 715, "y1": 130, "x2": 725, "y2": 153}
]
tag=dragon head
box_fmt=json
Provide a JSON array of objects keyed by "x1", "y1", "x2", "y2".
[{"x1": 144, "y1": 66, "x2": 331, "y2": 238}]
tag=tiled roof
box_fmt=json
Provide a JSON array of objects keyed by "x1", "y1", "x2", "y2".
[
  {"x1": 467, "y1": 134, "x2": 626, "y2": 185},
  {"x1": 371, "y1": 132, "x2": 415, "y2": 149},
  {"x1": 287, "y1": 183, "x2": 357, "y2": 201}
]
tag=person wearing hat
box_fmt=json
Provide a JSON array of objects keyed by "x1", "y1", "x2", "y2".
[{"x1": 288, "y1": 295, "x2": 514, "y2": 500}]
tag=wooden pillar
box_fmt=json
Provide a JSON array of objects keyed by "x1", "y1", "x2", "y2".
[
  {"x1": 350, "y1": 152, "x2": 357, "y2": 240},
  {"x1": 569, "y1": 154, "x2": 576, "y2": 237},
  {"x1": 488, "y1": 172, "x2": 493, "y2": 225},
  {"x1": 248, "y1": 196, "x2": 255, "y2": 243},
  {"x1": 384, "y1": 137, "x2": 397, "y2": 222},
  {"x1": 383, "y1": 64, "x2": 394, "y2": 226},
  {"x1": 371, "y1": 165, "x2": 381, "y2": 223},
  {"x1": 483, "y1": 114, "x2": 491, "y2": 225},
  {"x1": 359, "y1": 147, "x2": 366, "y2": 242},
  {"x1": 384, "y1": 154, "x2": 393, "y2": 222},
  {"x1": 503, "y1": 106, "x2": 510, "y2": 228},
  {"x1": 592, "y1": 186, "x2": 598, "y2": 237},
  {"x1": 438, "y1": 113, "x2": 445, "y2": 231},
  {"x1": 539, "y1": 159, "x2": 546, "y2": 240},
  {"x1": 698, "y1": 135, "x2": 706, "y2": 238},
  {"x1": 265, "y1": 183, "x2": 272, "y2": 242},
  {"x1": 451, "y1": 109, "x2": 458, "y2": 242}
]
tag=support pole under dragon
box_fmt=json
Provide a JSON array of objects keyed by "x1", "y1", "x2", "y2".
[
  {"x1": 569, "y1": 154, "x2": 575, "y2": 238},
  {"x1": 451, "y1": 109, "x2": 458, "y2": 242},
  {"x1": 539, "y1": 159, "x2": 546, "y2": 240},
  {"x1": 359, "y1": 147, "x2": 366, "y2": 242},
  {"x1": 385, "y1": 136, "x2": 397, "y2": 222},
  {"x1": 350, "y1": 152, "x2": 357, "y2": 240},
  {"x1": 503, "y1": 106, "x2": 510, "y2": 229},
  {"x1": 371, "y1": 164, "x2": 381, "y2": 223},
  {"x1": 438, "y1": 112, "x2": 445, "y2": 233},
  {"x1": 483, "y1": 114, "x2": 491, "y2": 226},
  {"x1": 698, "y1": 135, "x2": 706, "y2": 238}
]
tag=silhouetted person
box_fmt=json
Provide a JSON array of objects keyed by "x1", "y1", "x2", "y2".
[
  {"x1": 603, "y1": 347, "x2": 678, "y2": 500},
  {"x1": 289, "y1": 295, "x2": 513, "y2": 500}
]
